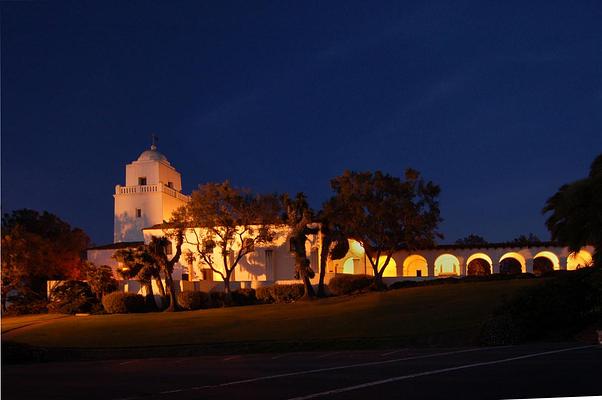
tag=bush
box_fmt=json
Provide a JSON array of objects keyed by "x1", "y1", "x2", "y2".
[
  {"x1": 5, "y1": 291, "x2": 48, "y2": 315},
  {"x1": 479, "y1": 267, "x2": 602, "y2": 345},
  {"x1": 210, "y1": 291, "x2": 229, "y2": 307},
  {"x1": 231, "y1": 288, "x2": 257, "y2": 306},
  {"x1": 328, "y1": 274, "x2": 374, "y2": 296},
  {"x1": 48, "y1": 280, "x2": 98, "y2": 314},
  {"x1": 255, "y1": 284, "x2": 305, "y2": 303},
  {"x1": 102, "y1": 292, "x2": 146, "y2": 314},
  {"x1": 273, "y1": 284, "x2": 305, "y2": 303},
  {"x1": 177, "y1": 291, "x2": 211, "y2": 310},
  {"x1": 255, "y1": 286, "x2": 274, "y2": 303}
]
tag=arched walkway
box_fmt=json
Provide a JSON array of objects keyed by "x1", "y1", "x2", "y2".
[
  {"x1": 567, "y1": 250, "x2": 593, "y2": 270},
  {"x1": 342, "y1": 258, "x2": 358, "y2": 274},
  {"x1": 533, "y1": 251, "x2": 559, "y2": 275},
  {"x1": 402, "y1": 255, "x2": 428, "y2": 277},
  {"x1": 377, "y1": 256, "x2": 397, "y2": 277},
  {"x1": 466, "y1": 253, "x2": 492, "y2": 276},
  {"x1": 499, "y1": 252, "x2": 526, "y2": 274},
  {"x1": 434, "y1": 254, "x2": 460, "y2": 276}
]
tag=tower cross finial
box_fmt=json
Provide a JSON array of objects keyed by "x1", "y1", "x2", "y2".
[{"x1": 151, "y1": 134, "x2": 158, "y2": 150}]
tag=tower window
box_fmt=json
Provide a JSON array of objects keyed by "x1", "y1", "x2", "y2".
[
  {"x1": 136, "y1": 208, "x2": 142, "y2": 218},
  {"x1": 167, "y1": 181, "x2": 174, "y2": 188},
  {"x1": 138, "y1": 177, "x2": 147, "y2": 185}
]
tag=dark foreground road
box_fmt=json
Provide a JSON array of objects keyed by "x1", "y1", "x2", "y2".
[{"x1": 2, "y1": 344, "x2": 601, "y2": 400}]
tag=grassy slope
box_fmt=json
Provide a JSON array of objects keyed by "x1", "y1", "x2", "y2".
[
  {"x1": 1, "y1": 314, "x2": 67, "y2": 333},
  {"x1": 2, "y1": 279, "x2": 541, "y2": 350}
]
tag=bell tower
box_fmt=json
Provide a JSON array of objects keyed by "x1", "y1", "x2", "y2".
[{"x1": 113, "y1": 138, "x2": 189, "y2": 242}]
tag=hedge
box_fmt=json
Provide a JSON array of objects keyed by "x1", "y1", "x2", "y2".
[
  {"x1": 177, "y1": 291, "x2": 211, "y2": 310},
  {"x1": 256, "y1": 284, "x2": 305, "y2": 303},
  {"x1": 102, "y1": 292, "x2": 146, "y2": 314},
  {"x1": 328, "y1": 274, "x2": 374, "y2": 295}
]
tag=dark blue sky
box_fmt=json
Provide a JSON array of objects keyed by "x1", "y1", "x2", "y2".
[{"x1": 2, "y1": 1, "x2": 601, "y2": 245}]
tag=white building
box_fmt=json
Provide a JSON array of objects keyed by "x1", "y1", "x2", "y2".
[{"x1": 88, "y1": 142, "x2": 595, "y2": 292}]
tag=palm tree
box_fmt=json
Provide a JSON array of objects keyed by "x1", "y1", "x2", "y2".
[
  {"x1": 283, "y1": 193, "x2": 319, "y2": 299},
  {"x1": 316, "y1": 219, "x2": 349, "y2": 297},
  {"x1": 543, "y1": 154, "x2": 602, "y2": 267},
  {"x1": 147, "y1": 234, "x2": 183, "y2": 312},
  {"x1": 113, "y1": 246, "x2": 164, "y2": 310}
]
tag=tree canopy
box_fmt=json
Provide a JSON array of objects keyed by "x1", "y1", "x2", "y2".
[
  {"x1": 183, "y1": 181, "x2": 282, "y2": 294},
  {"x1": 1, "y1": 209, "x2": 90, "y2": 310},
  {"x1": 455, "y1": 234, "x2": 488, "y2": 246},
  {"x1": 325, "y1": 169, "x2": 441, "y2": 288},
  {"x1": 543, "y1": 153, "x2": 602, "y2": 266}
]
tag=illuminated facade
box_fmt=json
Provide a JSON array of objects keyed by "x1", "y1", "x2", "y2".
[{"x1": 88, "y1": 142, "x2": 595, "y2": 292}]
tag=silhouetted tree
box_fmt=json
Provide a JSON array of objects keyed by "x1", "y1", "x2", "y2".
[
  {"x1": 1, "y1": 209, "x2": 90, "y2": 311},
  {"x1": 543, "y1": 154, "x2": 602, "y2": 267},
  {"x1": 282, "y1": 193, "x2": 319, "y2": 299},
  {"x1": 113, "y1": 246, "x2": 165, "y2": 309},
  {"x1": 511, "y1": 233, "x2": 542, "y2": 246},
  {"x1": 455, "y1": 234, "x2": 488, "y2": 246},
  {"x1": 325, "y1": 170, "x2": 441, "y2": 289}
]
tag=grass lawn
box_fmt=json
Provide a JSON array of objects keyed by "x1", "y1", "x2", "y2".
[
  {"x1": 2, "y1": 279, "x2": 541, "y2": 352},
  {"x1": 1, "y1": 313, "x2": 68, "y2": 333}
]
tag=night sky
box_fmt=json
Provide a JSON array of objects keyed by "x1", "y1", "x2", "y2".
[{"x1": 2, "y1": 1, "x2": 601, "y2": 245}]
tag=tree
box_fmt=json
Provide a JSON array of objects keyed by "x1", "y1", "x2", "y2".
[
  {"x1": 184, "y1": 182, "x2": 282, "y2": 296},
  {"x1": 84, "y1": 263, "x2": 117, "y2": 301},
  {"x1": 1, "y1": 209, "x2": 90, "y2": 311},
  {"x1": 455, "y1": 234, "x2": 488, "y2": 246},
  {"x1": 147, "y1": 227, "x2": 184, "y2": 312},
  {"x1": 543, "y1": 153, "x2": 602, "y2": 267},
  {"x1": 282, "y1": 193, "x2": 319, "y2": 299},
  {"x1": 325, "y1": 170, "x2": 441, "y2": 289},
  {"x1": 316, "y1": 208, "x2": 349, "y2": 298},
  {"x1": 511, "y1": 233, "x2": 542, "y2": 246},
  {"x1": 113, "y1": 246, "x2": 165, "y2": 310}
]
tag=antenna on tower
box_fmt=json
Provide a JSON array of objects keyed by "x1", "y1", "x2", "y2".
[{"x1": 151, "y1": 134, "x2": 158, "y2": 150}]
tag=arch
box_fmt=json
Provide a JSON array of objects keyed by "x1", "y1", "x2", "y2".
[
  {"x1": 533, "y1": 251, "x2": 559, "y2": 275},
  {"x1": 342, "y1": 258, "x2": 356, "y2": 274},
  {"x1": 466, "y1": 253, "x2": 492, "y2": 276},
  {"x1": 402, "y1": 255, "x2": 428, "y2": 277},
  {"x1": 499, "y1": 252, "x2": 526, "y2": 274},
  {"x1": 348, "y1": 240, "x2": 365, "y2": 257},
  {"x1": 434, "y1": 254, "x2": 460, "y2": 276},
  {"x1": 533, "y1": 251, "x2": 560, "y2": 270},
  {"x1": 376, "y1": 256, "x2": 397, "y2": 277},
  {"x1": 567, "y1": 250, "x2": 593, "y2": 270}
]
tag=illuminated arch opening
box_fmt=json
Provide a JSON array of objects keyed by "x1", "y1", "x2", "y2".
[
  {"x1": 567, "y1": 250, "x2": 593, "y2": 270},
  {"x1": 466, "y1": 253, "x2": 492, "y2": 276},
  {"x1": 434, "y1": 254, "x2": 460, "y2": 276},
  {"x1": 499, "y1": 252, "x2": 526, "y2": 274},
  {"x1": 348, "y1": 240, "x2": 365, "y2": 257},
  {"x1": 374, "y1": 256, "x2": 397, "y2": 277},
  {"x1": 342, "y1": 258, "x2": 359, "y2": 274},
  {"x1": 402, "y1": 255, "x2": 428, "y2": 277},
  {"x1": 533, "y1": 251, "x2": 559, "y2": 276}
]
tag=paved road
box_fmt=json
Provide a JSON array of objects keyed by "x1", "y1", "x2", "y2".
[{"x1": 2, "y1": 344, "x2": 601, "y2": 399}]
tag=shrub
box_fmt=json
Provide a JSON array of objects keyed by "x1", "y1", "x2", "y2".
[
  {"x1": 479, "y1": 267, "x2": 602, "y2": 345},
  {"x1": 255, "y1": 286, "x2": 274, "y2": 303},
  {"x1": 231, "y1": 288, "x2": 257, "y2": 306},
  {"x1": 102, "y1": 292, "x2": 146, "y2": 314},
  {"x1": 255, "y1": 284, "x2": 305, "y2": 303},
  {"x1": 5, "y1": 291, "x2": 48, "y2": 315},
  {"x1": 272, "y1": 284, "x2": 305, "y2": 303},
  {"x1": 48, "y1": 280, "x2": 98, "y2": 314},
  {"x1": 389, "y1": 280, "x2": 420, "y2": 290},
  {"x1": 210, "y1": 291, "x2": 228, "y2": 307},
  {"x1": 177, "y1": 291, "x2": 211, "y2": 310},
  {"x1": 328, "y1": 274, "x2": 374, "y2": 296}
]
